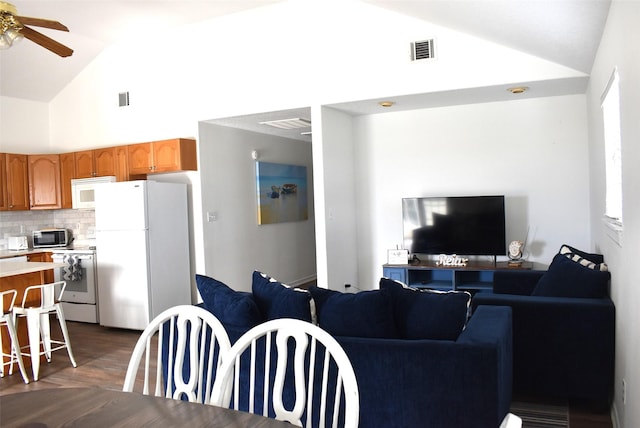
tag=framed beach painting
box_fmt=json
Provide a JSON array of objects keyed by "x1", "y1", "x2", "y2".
[{"x1": 256, "y1": 161, "x2": 308, "y2": 225}]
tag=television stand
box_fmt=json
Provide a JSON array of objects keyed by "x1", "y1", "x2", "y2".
[{"x1": 383, "y1": 260, "x2": 534, "y2": 292}]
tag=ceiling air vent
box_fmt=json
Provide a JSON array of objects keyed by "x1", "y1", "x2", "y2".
[
  {"x1": 259, "y1": 118, "x2": 311, "y2": 130},
  {"x1": 411, "y1": 39, "x2": 435, "y2": 61}
]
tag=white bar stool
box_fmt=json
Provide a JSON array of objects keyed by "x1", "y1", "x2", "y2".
[
  {"x1": 1, "y1": 289, "x2": 30, "y2": 383},
  {"x1": 12, "y1": 281, "x2": 77, "y2": 381}
]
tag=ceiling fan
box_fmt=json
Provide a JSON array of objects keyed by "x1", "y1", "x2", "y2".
[{"x1": 0, "y1": 1, "x2": 73, "y2": 57}]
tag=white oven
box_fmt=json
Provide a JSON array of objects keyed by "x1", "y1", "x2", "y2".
[{"x1": 51, "y1": 248, "x2": 99, "y2": 323}]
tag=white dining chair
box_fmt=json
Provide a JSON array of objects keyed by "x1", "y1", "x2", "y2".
[
  {"x1": 123, "y1": 305, "x2": 231, "y2": 403},
  {"x1": 0, "y1": 289, "x2": 29, "y2": 383},
  {"x1": 210, "y1": 318, "x2": 359, "y2": 428},
  {"x1": 12, "y1": 281, "x2": 77, "y2": 381},
  {"x1": 500, "y1": 412, "x2": 523, "y2": 428}
]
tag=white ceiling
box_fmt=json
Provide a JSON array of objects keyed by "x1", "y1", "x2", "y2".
[{"x1": 0, "y1": 0, "x2": 612, "y2": 141}]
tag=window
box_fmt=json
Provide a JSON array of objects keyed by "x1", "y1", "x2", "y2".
[{"x1": 601, "y1": 69, "x2": 623, "y2": 230}]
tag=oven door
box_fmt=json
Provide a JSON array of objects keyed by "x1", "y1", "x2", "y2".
[{"x1": 52, "y1": 254, "x2": 96, "y2": 304}]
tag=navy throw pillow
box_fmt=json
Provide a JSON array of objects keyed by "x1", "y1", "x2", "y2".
[
  {"x1": 532, "y1": 254, "x2": 611, "y2": 298},
  {"x1": 380, "y1": 278, "x2": 471, "y2": 340},
  {"x1": 251, "y1": 271, "x2": 315, "y2": 322},
  {"x1": 309, "y1": 286, "x2": 398, "y2": 339},
  {"x1": 195, "y1": 274, "x2": 262, "y2": 328}
]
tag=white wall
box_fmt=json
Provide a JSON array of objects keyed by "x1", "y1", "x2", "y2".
[
  {"x1": 317, "y1": 107, "x2": 360, "y2": 290},
  {"x1": 586, "y1": 1, "x2": 640, "y2": 427},
  {"x1": 352, "y1": 95, "x2": 591, "y2": 289},
  {"x1": 0, "y1": 97, "x2": 50, "y2": 153},
  {"x1": 198, "y1": 123, "x2": 315, "y2": 292},
  {"x1": 1, "y1": 0, "x2": 587, "y2": 289}
]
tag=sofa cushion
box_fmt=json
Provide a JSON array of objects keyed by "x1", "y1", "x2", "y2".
[
  {"x1": 380, "y1": 277, "x2": 471, "y2": 340},
  {"x1": 252, "y1": 271, "x2": 315, "y2": 323},
  {"x1": 309, "y1": 286, "x2": 398, "y2": 339},
  {"x1": 532, "y1": 253, "x2": 611, "y2": 298},
  {"x1": 195, "y1": 274, "x2": 262, "y2": 328}
]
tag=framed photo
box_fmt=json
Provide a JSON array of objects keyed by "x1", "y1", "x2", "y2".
[
  {"x1": 256, "y1": 161, "x2": 308, "y2": 225},
  {"x1": 387, "y1": 249, "x2": 409, "y2": 265}
]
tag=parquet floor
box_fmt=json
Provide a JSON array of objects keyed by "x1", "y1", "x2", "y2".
[{"x1": 0, "y1": 319, "x2": 614, "y2": 428}]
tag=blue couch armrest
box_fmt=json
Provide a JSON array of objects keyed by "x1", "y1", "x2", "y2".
[
  {"x1": 335, "y1": 305, "x2": 513, "y2": 428},
  {"x1": 457, "y1": 305, "x2": 513, "y2": 425},
  {"x1": 472, "y1": 292, "x2": 615, "y2": 404}
]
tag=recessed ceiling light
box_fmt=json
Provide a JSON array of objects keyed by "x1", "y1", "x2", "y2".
[
  {"x1": 507, "y1": 86, "x2": 529, "y2": 94},
  {"x1": 379, "y1": 101, "x2": 395, "y2": 108}
]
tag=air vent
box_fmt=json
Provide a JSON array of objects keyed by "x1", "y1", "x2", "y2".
[
  {"x1": 259, "y1": 118, "x2": 311, "y2": 130},
  {"x1": 118, "y1": 91, "x2": 130, "y2": 107},
  {"x1": 411, "y1": 39, "x2": 435, "y2": 61}
]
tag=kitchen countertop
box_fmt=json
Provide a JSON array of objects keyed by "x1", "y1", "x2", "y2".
[
  {"x1": 0, "y1": 246, "x2": 96, "y2": 259},
  {"x1": 0, "y1": 261, "x2": 66, "y2": 278},
  {"x1": 0, "y1": 249, "x2": 53, "y2": 259}
]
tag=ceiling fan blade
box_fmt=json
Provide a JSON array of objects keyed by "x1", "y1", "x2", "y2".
[
  {"x1": 15, "y1": 15, "x2": 69, "y2": 32},
  {"x1": 20, "y1": 25, "x2": 73, "y2": 57}
]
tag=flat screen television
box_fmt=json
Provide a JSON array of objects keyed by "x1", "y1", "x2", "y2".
[{"x1": 402, "y1": 195, "x2": 506, "y2": 256}]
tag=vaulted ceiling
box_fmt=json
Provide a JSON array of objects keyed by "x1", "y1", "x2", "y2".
[{"x1": 0, "y1": 0, "x2": 611, "y2": 105}]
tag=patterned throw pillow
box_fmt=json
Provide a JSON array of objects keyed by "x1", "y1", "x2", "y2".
[{"x1": 559, "y1": 245, "x2": 608, "y2": 271}]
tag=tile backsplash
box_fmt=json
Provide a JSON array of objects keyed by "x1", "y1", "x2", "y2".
[{"x1": 0, "y1": 209, "x2": 96, "y2": 249}]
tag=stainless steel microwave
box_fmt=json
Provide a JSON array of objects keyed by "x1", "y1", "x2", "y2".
[{"x1": 33, "y1": 229, "x2": 70, "y2": 248}]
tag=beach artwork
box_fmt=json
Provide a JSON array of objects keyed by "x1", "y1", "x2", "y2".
[{"x1": 256, "y1": 161, "x2": 308, "y2": 225}]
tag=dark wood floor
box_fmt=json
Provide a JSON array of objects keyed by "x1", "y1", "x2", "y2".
[{"x1": 0, "y1": 319, "x2": 613, "y2": 427}]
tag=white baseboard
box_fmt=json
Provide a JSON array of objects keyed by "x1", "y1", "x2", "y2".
[{"x1": 288, "y1": 274, "x2": 317, "y2": 288}]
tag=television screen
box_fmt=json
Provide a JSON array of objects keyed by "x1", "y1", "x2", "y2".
[{"x1": 402, "y1": 195, "x2": 506, "y2": 256}]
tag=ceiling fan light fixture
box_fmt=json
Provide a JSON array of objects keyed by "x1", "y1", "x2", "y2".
[{"x1": 0, "y1": 10, "x2": 23, "y2": 49}]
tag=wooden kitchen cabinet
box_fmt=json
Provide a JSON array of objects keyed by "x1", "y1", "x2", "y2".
[
  {"x1": 60, "y1": 152, "x2": 75, "y2": 209},
  {"x1": 28, "y1": 154, "x2": 62, "y2": 210},
  {"x1": 128, "y1": 138, "x2": 197, "y2": 176},
  {"x1": 27, "y1": 252, "x2": 55, "y2": 283},
  {"x1": 114, "y1": 145, "x2": 129, "y2": 182},
  {"x1": 4, "y1": 153, "x2": 30, "y2": 211},
  {"x1": 127, "y1": 142, "x2": 152, "y2": 175},
  {"x1": 0, "y1": 153, "x2": 7, "y2": 211},
  {"x1": 75, "y1": 148, "x2": 117, "y2": 178}
]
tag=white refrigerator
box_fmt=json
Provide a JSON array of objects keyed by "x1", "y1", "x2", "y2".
[{"x1": 94, "y1": 180, "x2": 191, "y2": 330}]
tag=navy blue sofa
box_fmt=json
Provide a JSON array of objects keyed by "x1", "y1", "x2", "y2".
[
  {"x1": 472, "y1": 263, "x2": 615, "y2": 407},
  {"x1": 189, "y1": 272, "x2": 514, "y2": 428}
]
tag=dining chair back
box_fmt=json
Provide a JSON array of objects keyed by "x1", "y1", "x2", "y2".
[
  {"x1": 500, "y1": 412, "x2": 523, "y2": 428},
  {"x1": 210, "y1": 318, "x2": 359, "y2": 428},
  {"x1": 0, "y1": 289, "x2": 29, "y2": 383},
  {"x1": 12, "y1": 281, "x2": 77, "y2": 381},
  {"x1": 123, "y1": 305, "x2": 231, "y2": 403}
]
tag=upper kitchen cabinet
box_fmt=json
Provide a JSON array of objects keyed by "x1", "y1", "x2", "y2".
[
  {"x1": 128, "y1": 138, "x2": 197, "y2": 176},
  {"x1": 60, "y1": 153, "x2": 75, "y2": 209},
  {"x1": 75, "y1": 148, "x2": 117, "y2": 178},
  {"x1": 28, "y1": 154, "x2": 62, "y2": 210},
  {"x1": 4, "y1": 153, "x2": 30, "y2": 211},
  {"x1": 0, "y1": 153, "x2": 7, "y2": 210},
  {"x1": 114, "y1": 146, "x2": 129, "y2": 182}
]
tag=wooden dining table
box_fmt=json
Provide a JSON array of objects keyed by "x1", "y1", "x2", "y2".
[{"x1": 0, "y1": 387, "x2": 294, "y2": 427}]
